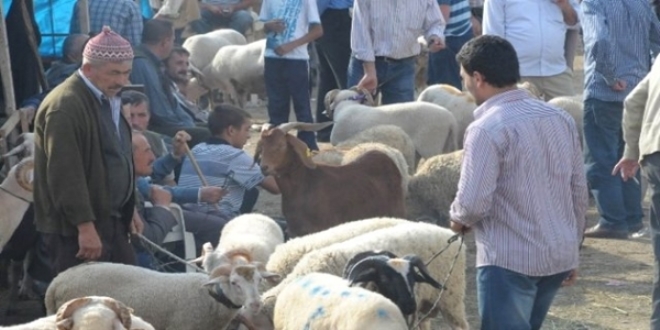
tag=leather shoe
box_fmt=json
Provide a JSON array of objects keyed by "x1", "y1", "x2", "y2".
[{"x1": 583, "y1": 224, "x2": 628, "y2": 239}]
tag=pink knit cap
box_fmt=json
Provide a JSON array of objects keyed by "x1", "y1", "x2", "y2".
[{"x1": 82, "y1": 26, "x2": 134, "y2": 62}]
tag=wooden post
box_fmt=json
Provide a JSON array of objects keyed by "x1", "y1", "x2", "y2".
[
  {"x1": 0, "y1": 0, "x2": 16, "y2": 119},
  {"x1": 78, "y1": 0, "x2": 90, "y2": 35}
]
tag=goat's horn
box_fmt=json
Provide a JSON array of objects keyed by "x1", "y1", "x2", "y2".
[{"x1": 277, "y1": 122, "x2": 333, "y2": 134}]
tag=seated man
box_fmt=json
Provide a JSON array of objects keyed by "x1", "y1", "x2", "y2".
[
  {"x1": 178, "y1": 104, "x2": 280, "y2": 220},
  {"x1": 164, "y1": 47, "x2": 209, "y2": 123},
  {"x1": 198, "y1": 0, "x2": 254, "y2": 35}
]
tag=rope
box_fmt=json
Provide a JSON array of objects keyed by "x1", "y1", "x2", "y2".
[
  {"x1": 0, "y1": 185, "x2": 31, "y2": 203},
  {"x1": 410, "y1": 233, "x2": 465, "y2": 330},
  {"x1": 135, "y1": 233, "x2": 208, "y2": 274}
]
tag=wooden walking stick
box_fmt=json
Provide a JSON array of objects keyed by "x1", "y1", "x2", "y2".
[{"x1": 183, "y1": 143, "x2": 219, "y2": 210}]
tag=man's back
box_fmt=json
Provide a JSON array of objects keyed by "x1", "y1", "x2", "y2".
[
  {"x1": 70, "y1": 0, "x2": 143, "y2": 46},
  {"x1": 582, "y1": 0, "x2": 660, "y2": 101}
]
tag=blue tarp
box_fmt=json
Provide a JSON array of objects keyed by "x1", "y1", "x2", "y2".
[{"x1": 3, "y1": 0, "x2": 153, "y2": 58}]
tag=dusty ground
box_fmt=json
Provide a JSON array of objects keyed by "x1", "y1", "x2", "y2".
[{"x1": 1, "y1": 48, "x2": 656, "y2": 329}]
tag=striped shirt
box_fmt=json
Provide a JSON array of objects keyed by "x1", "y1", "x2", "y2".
[
  {"x1": 351, "y1": 0, "x2": 445, "y2": 61},
  {"x1": 437, "y1": 0, "x2": 472, "y2": 37},
  {"x1": 581, "y1": 0, "x2": 660, "y2": 102},
  {"x1": 70, "y1": 0, "x2": 143, "y2": 46},
  {"x1": 450, "y1": 89, "x2": 588, "y2": 276},
  {"x1": 178, "y1": 139, "x2": 264, "y2": 217}
]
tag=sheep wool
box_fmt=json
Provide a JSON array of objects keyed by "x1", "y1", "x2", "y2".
[
  {"x1": 417, "y1": 84, "x2": 477, "y2": 148},
  {"x1": 337, "y1": 125, "x2": 416, "y2": 174}
]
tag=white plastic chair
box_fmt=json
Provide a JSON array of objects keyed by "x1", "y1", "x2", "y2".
[{"x1": 144, "y1": 202, "x2": 198, "y2": 273}]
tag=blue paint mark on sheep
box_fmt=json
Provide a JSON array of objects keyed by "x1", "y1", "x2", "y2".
[
  {"x1": 321, "y1": 289, "x2": 330, "y2": 296},
  {"x1": 340, "y1": 291, "x2": 351, "y2": 297},
  {"x1": 377, "y1": 308, "x2": 389, "y2": 319},
  {"x1": 311, "y1": 286, "x2": 323, "y2": 295},
  {"x1": 299, "y1": 278, "x2": 312, "y2": 288},
  {"x1": 304, "y1": 306, "x2": 326, "y2": 328}
]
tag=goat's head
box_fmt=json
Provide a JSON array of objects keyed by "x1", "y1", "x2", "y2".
[
  {"x1": 343, "y1": 251, "x2": 442, "y2": 317},
  {"x1": 205, "y1": 261, "x2": 281, "y2": 315},
  {"x1": 323, "y1": 88, "x2": 375, "y2": 119},
  {"x1": 55, "y1": 296, "x2": 138, "y2": 330},
  {"x1": 254, "y1": 122, "x2": 332, "y2": 176}
]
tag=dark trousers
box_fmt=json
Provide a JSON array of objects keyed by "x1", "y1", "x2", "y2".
[
  {"x1": 477, "y1": 266, "x2": 570, "y2": 330},
  {"x1": 181, "y1": 210, "x2": 228, "y2": 250},
  {"x1": 427, "y1": 30, "x2": 473, "y2": 90},
  {"x1": 44, "y1": 220, "x2": 136, "y2": 276},
  {"x1": 314, "y1": 8, "x2": 352, "y2": 140},
  {"x1": 264, "y1": 57, "x2": 319, "y2": 150},
  {"x1": 347, "y1": 56, "x2": 416, "y2": 105},
  {"x1": 642, "y1": 152, "x2": 660, "y2": 330}
]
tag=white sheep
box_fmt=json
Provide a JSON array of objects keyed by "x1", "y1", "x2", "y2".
[
  {"x1": 182, "y1": 29, "x2": 247, "y2": 75},
  {"x1": 1, "y1": 296, "x2": 154, "y2": 330},
  {"x1": 336, "y1": 125, "x2": 416, "y2": 174},
  {"x1": 2, "y1": 133, "x2": 35, "y2": 159},
  {"x1": 417, "y1": 85, "x2": 476, "y2": 148},
  {"x1": 201, "y1": 213, "x2": 285, "y2": 273},
  {"x1": 265, "y1": 217, "x2": 408, "y2": 282},
  {"x1": 415, "y1": 37, "x2": 429, "y2": 94},
  {"x1": 312, "y1": 142, "x2": 409, "y2": 194},
  {"x1": 251, "y1": 221, "x2": 469, "y2": 330},
  {"x1": 273, "y1": 272, "x2": 409, "y2": 330},
  {"x1": 0, "y1": 157, "x2": 34, "y2": 253},
  {"x1": 547, "y1": 94, "x2": 583, "y2": 144},
  {"x1": 207, "y1": 39, "x2": 266, "y2": 107},
  {"x1": 406, "y1": 150, "x2": 463, "y2": 227},
  {"x1": 45, "y1": 261, "x2": 279, "y2": 330},
  {"x1": 325, "y1": 89, "x2": 459, "y2": 162}
]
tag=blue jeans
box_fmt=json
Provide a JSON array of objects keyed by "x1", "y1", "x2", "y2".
[
  {"x1": 264, "y1": 57, "x2": 319, "y2": 150},
  {"x1": 200, "y1": 9, "x2": 253, "y2": 35},
  {"x1": 427, "y1": 30, "x2": 473, "y2": 90},
  {"x1": 583, "y1": 98, "x2": 643, "y2": 231},
  {"x1": 347, "y1": 56, "x2": 415, "y2": 105},
  {"x1": 477, "y1": 266, "x2": 570, "y2": 330},
  {"x1": 642, "y1": 152, "x2": 660, "y2": 330}
]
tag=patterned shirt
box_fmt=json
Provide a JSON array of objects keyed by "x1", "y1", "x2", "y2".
[
  {"x1": 581, "y1": 0, "x2": 660, "y2": 102},
  {"x1": 70, "y1": 0, "x2": 143, "y2": 46},
  {"x1": 450, "y1": 89, "x2": 588, "y2": 276},
  {"x1": 351, "y1": 0, "x2": 445, "y2": 61},
  {"x1": 178, "y1": 138, "x2": 264, "y2": 217},
  {"x1": 260, "y1": 0, "x2": 321, "y2": 60},
  {"x1": 437, "y1": 0, "x2": 472, "y2": 37}
]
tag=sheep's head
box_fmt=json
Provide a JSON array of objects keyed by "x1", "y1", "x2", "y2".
[
  {"x1": 55, "y1": 296, "x2": 136, "y2": 330},
  {"x1": 195, "y1": 242, "x2": 255, "y2": 272},
  {"x1": 254, "y1": 122, "x2": 332, "y2": 176},
  {"x1": 323, "y1": 88, "x2": 375, "y2": 119},
  {"x1": 518, "y1": 81, "x2": 544, "y2": 100},
  {"x1": 2, "y1": 132, "x2": 35, "y2": 159},
  {"x1": 1, "y1": 157, "x2": 35, "y2": 203},
  {"x1": 205, "y1": 262, "x2": 281, "y2": 315},
  {"x1": 343, "y1": 251, "x2": 442, "y2": 317}
]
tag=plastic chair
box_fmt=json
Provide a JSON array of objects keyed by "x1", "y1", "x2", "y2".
[{"x1": 144, "y1": 202, "x2": 198, "y2": 273}]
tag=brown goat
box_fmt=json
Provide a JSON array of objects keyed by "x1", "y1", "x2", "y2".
[{"x1": 254, "y1": 122, "x2": 406, "y2": 238}]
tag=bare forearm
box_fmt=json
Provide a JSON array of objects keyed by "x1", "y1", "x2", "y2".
[
  {"x1": 558, "y1": 3, "x2": 577, "y2": 26},
  {"x1": 440, "y1": 4, "x2": 451, "y2": 24},
  {"x1": 362, "y1": 61, "x2": 376, "y2": 76},
  {"x1": 288, "y1": 24, "x2": 323, "y2": 48}
]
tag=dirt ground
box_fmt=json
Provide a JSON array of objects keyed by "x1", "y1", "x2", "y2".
[{"x1": 1, "y1": 49, "x2": 656, "y2": 329}]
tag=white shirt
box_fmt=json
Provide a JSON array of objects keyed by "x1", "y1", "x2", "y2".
[
  {"x1": 259, "y1": 0, "x2": 320, "y2": 60},
  {"x1": 483, "y1": 0, "x2": 580, "y2": 77}
]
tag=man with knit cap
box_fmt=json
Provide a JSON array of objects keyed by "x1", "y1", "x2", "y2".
[{"x1": 34, "y1": 26, "x2": 138, "y2": 275}]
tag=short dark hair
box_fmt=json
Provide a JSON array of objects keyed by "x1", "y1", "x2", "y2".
[
  {"x1": 456, "y1": 35, "x2": 520, "y2": 88},
  {"x1": 166, "y1": 46, "x2": 190, "y2": 65},
  {"x1": 121, "y1": 90, "x2": 149, "y2": 107},
  {"x1": 208, "y1": 104, "x2": 252, "y2": 136},
  {"x1": 62, "y1": 34, "x2": 88, "y2": 60},
  {"x1": 142, "y1": 19, "x2": 174, "y2": 45}
]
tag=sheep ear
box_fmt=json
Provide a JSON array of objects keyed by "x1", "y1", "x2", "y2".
[
  {"x1": 56, "y1": 318, "x2": 74, "y2": 330},
  {"x1": 101, "y1": 297, "x2": 133, "y2": 330},
  {"x1": 260, "y1": 270, "x2": 282, "y2": 285},
  {"x1": 324, "y1": 89, "x2": 340, "y2": 117},
  {"x1": 285, "y1": 135, "x2": 316, "y2": 169},
  {"x1": 405, "y1": 255, "x2": 443, "y2": 289},
  {"x1": 56, "y1": 297, "x2": 92, "y2": 323}
]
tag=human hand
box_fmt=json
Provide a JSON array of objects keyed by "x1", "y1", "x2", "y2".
[
  {"x1": 553, "y1": 0, "x2": 571, "y2": 8},
  {"x1": 265, "y1": 19, "x2": 285, "y2": 33},
  {"x1": 172, "y1": 130, "x2": 192, "y2": 160},
  {"x1": 200, "y1": 186, "x2": 228, "y2": 204},
  {"x1": 130, "y1": 208, "x2": 144, "y2": 234},
  {"x1": 612, "y1": 158, "x2": 640, "y2": 182},
  {"x1": 357, "y1": 73, "x2": 378, "y2": 94},
  {"x1": 275, "y1": 42, "x2": 296, "y2": 56},
  {"x1": 428, "y1": 36, "x2": 445, "y2": 53},
  {"x1": 151, "y1": 185, "x2": 173, "y2": 207},
  {"x1": 220, "y1": 5, "x2": 234, "y2": 16},
  {"x1": 561, "y1": 269, "x2": 578, "y2": 287},
  {"x1": 611, "y1": 79, "x2": 627, "y2": 92},
  {"x1": 449, "y1": 220, "x2": 471, "y2": 234},
  {"x1": 76, "y1": 222, "x2": 103, "y2": 261}
]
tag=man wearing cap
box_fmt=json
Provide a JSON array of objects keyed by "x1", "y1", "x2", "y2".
[{"x1": 34, "y1": 26, "x2": 138, "y2": 275}]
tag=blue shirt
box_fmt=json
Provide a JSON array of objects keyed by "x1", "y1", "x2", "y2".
[
  {"x1": 70, "y1": 0, "x2": 143, "y2": 46},
  {"x1": 317, "y1": 0, "x2": 353, "y2": 15},
  {"x1": 581, "y1": 0, "x2": 660, "y2": 102},
  {"x1": 437, "y1": 0, "x2": 472, "y2": 37}
]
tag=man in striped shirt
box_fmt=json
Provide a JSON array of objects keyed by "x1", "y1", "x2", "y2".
[
  {"x1": 450, "y1": 35, "x2": 588, "y2": 330},
  {"x1": 581, "y1": 0, "x2": 660, "y2": 239},
  {"x1": 348, "y1": 0, "x2": 446, "y2": 104},
  {"x1": 427, "y1": 0, "x2": 473, "y2": 90}
]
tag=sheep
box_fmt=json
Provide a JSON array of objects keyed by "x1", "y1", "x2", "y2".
[
  {"x1": 182, "y1": 29, "x2": 247, "y2": 75},
  {"x1": 0, "y1": 157, "x2": 34, "y2": 253},
  {"x1": 255, "y1": 122, "x2": 406, "y2": 238},
  {"x1": 273, "y1": 272, "x2": 409, "y2": 330},
  {"x1": 336, "y1": 125, "x2": 416, "y2": 174},
  {"x1": 2, "y1": 296, "x2": 154, "y2": 330},
  {"x1": 312, "y1": 142, "x2": 409, "y2": 194},
  {"x1": 547, "y1": 94, "x2": 583, "y2": 144},
  {"x1": 417, "y1": 84, "x2": 476, "y2": 148},
  {"x1": 245, "y1": 221, "x2": 468, "y2": 330},
  {"x1": 265, "y1": 218, "x2": 409, "y2": 284},
  {"x1": 518, "y1": 81, "x2": 544, "y2": 100},
  {"x1": 45, "y1": 261, "x2": 280, "y2": 330},
  {"x1": 324, "y1": 88, "x2": 459, "y2": 162},
  {"x1": 406, "y1": 150, "x2": 463, "y2": 227},
  {"x1": 200, "y1": 213, "x2": 285, "y2": 273},
  {"x1": 2, "y1": 133, "x2": 35, "y2": 159},
  {"x1": 206, "y1": 39, "x2": 267, "y2": 107}
]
